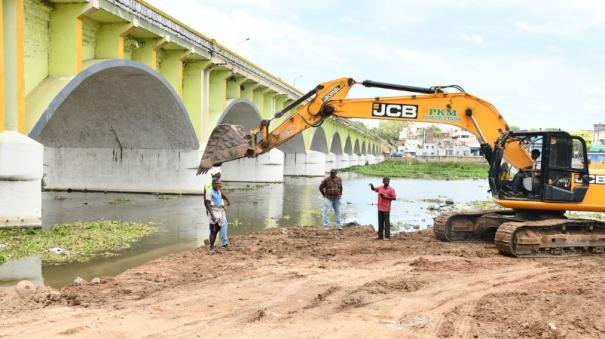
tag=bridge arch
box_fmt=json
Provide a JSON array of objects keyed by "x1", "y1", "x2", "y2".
[
  {"x1": 343, "y1": 136, "x2": 353, "y2": 155},
  {"x1": 215, "y1": 98, "x2": 285, "y2": 181},
  {"x1": 217, "y1": 99, "x2": 262, "y2": 129},
  {"x1": 330, "y1": 132, "x2": 343, "y2": 154},
  {"x1": 30, "y1": 59, "x2": 197, "y2": 149},
  {"x1": 310, "y1": 127, "x2": 329, "y2": 154},
  {"x1": 361, "y1": 141, "x2": 367, "y2": 155},
  {"x1": 353, "y1": 139, "x2": 361, "y2": 155},
  {"x1": 29, "y1": 59, "x2": 201, "y2": 193}
]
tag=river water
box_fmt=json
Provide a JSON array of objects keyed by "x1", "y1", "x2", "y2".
[{"x1": 0, "y1": 173, "x2": 489, "y2": 287}]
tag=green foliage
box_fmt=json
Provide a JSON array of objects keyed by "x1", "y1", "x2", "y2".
[
  {"x1": 343, "y1": 160, "x2": 489, "y2": 179},
  {"x1": 0, "y1": 220, "x2": 157, "y2": 265},
  {"x1": 571, "y1": 130, "x2": 593, "y2": 150},
  {"x1": 369, "y1": 121, "x2": 409, "y2": 143}
]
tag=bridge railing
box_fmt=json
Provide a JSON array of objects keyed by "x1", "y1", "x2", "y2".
[{"x1": 105, "y1": 0, "x2": 301, "y2": 98}]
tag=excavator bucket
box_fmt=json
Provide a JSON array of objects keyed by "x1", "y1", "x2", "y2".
[{"x1": 196, "y1": 124, "x2": 255, "y2": 175}]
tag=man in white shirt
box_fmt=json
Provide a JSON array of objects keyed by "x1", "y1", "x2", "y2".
[
  {"x1": 204, "y1": 178, "x2": 230, "y2": 254},
  {"x1": 511, "y1": 149, "x2": 541, "y2": 193},
  {"x1": 203, "y1": 169, "x2": 230, "y2": 248}
]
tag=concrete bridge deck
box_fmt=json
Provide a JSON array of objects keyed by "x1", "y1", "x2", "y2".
[{"x1": 0, "y1": 0, "x2": 385, "y2": 227}]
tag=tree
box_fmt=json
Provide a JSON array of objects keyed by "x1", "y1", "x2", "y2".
[
  {"x1": 369, "y1": 121, "x2": 410, "y2": 143},
  {"x1": 572, "y1": 130, "x2": 593, "y2": 150}
]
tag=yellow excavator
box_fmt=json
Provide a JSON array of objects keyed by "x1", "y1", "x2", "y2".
[{"x1": 198, "y1": 77, "x2": 605, "y2": 257}]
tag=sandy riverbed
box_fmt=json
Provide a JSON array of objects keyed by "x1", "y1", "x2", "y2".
[{"x1": 1, "y1": 226, "x2": 604, "y2": 338}]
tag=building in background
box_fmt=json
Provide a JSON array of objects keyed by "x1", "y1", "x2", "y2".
[
  {"x1": 593, "y1": 124, "x2": 605, "y2": 145},
  {"x1": 589, "y1": 123, "x2": 605, "y2": 163},
  {"x1": 399, "y1": 124, "x2": 480, "y2": 158}
]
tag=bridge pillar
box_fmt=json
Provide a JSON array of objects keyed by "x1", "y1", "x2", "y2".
[
  {"x1": 366, "y1": 154, "x2": 377, "y2": 164},
  {"x1": 336, "y1": 154, "x2": 350, "y2": 169},
  {"x1": 221, "y1": 149, "x2": 284, "y2": 182},
  {"x1": 183, "y1": 59, "x2": 211, "y2": 138},
  {"x1": 284, "y1": 151, "x2": 326, "y2": 177},
  {"x1": 262, "y1": 90, "x2": 278, "y2": 118},
  {"x1": 359, "y1": 155, "x2": 367, "y2": 165},
  {"x1": 1, "y1": 0, "x2": 43, "y2": 227},
  {"x1": 240, "y1": 81, "x2": 257, "y2": 101},
  {"x1": 159, "y1": 50, "x2": 189, "y2": 97},
  {"x1": 325, "y1": 153, "x2": 336, "y2": 173},
  {"x1": 226, "y1": 75, "x2": 246, "y2": 99},
  {"x1": 252, "y1": 86, "x2": 267, "y2": 115},
  {"x1": 0, "y1": 132, "x2": 43, "y2": 227}
]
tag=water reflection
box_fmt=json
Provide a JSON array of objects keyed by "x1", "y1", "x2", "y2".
[{"x1": 1, "y1": 173, "x2": 489, "y2": 287}]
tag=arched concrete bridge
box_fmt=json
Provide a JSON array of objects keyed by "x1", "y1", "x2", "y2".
[{"x1": 0, "y1": 0, "x2": 384, "y2": 226}]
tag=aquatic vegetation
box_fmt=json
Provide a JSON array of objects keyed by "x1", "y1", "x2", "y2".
[
  {"x1": 0, "y1": 220, "x2": 157, "y2": 265},
  {"x1": 343, "y1": 160, "x2": 489, "y2": 179},
  {"x1": 109, "y1": 197, "x2": 131, "y2": 205}
]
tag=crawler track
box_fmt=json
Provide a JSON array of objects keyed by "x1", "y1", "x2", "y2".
[
  {"x1": 495, "y1": 219, "x2": 605, "y2": 257},
  {"x1": 433, "y1": 210, "x2": 514, "y2": 242}
]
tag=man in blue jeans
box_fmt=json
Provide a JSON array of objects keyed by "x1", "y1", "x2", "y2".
[
  {"x1": 204, "y1": 171, "x2": 230, "y2": 248},
  {"x1": 319, "y1": 169, "x2": 343, "y2": 230}
]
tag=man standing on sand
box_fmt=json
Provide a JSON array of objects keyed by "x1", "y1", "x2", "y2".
[
  {"x1": 369, "y1": 177, "x2": 397, "y2": 240},
  {"x1": 319, "y1": 169, "x2": 343, "y2": 230},
  {"x1": 204, "y1": 169, "x2": 230, "y2": 248},
  {"x1": 204, "y1": 178, "x2": 230, "y2": 254}
]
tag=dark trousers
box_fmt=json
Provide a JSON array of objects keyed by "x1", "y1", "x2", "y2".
[
  {"x1": 511, "y1": 171, "x2": 525, "y2": 191},
  {"x1": 377, "y1": 210, "x2": 391, "y2": 239}
]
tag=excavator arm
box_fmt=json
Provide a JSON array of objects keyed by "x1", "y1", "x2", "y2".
[{"x1": 197, "y1": 77, "x2": 532, "y2": 174}]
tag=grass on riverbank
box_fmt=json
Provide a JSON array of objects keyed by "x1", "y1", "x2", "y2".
[
  {"x1": 0, "y1": 220, "x2": 158, "y2": 265},
  {"x1": 343, "y1": 160, "x2": 489, "y2": 179}
]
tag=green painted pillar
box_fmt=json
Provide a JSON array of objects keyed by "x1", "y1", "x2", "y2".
[
  {"x1": 262, "y1": 90, "x2": 277, "y2": 118},
  {"x1": 269, "y1": 95, "x2": 289, "y2": 132},
  {"x1": 208, "y1": 69, "x2": 231, "y2": 128},
  {"x1": 132, "y1": 38, "x2": 164, "y2": 70},
  {"x1": 226, "y1": 75, "x2": 245, "y2": 99},
  {"x1": 159, "y1": 50, "x2": 189, "y2": 97},
  {"x1": 252, "y1": 86, "x2": 266, "y2": 114},
  {"x1": 240, "y1": 81, "x2": 257, "y2": 101},
  {"x1": 95, "y1": 22, "x2": 133, "y2": 59},
  {"x1": 183, "y1": 59, "x2": 210, "y2": 139},
  {"x1": 0, "y1": 0, "x2": 4, "y2": 131},
  {"x1": 2, "y1": 0, "x2": 25, "y2": 132},
  {"x1": 49, "y1": 3, "x2": 87, "y2": 77},
  {"x1": 275, "y1": 95, "x2": 288, "y2": 112}
]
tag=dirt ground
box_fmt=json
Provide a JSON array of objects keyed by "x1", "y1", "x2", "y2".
[{"x1": 1, "y1": 225, "x2": 605, "y2": 338}]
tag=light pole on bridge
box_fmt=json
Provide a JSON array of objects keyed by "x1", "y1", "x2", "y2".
[{"x1": 293, "y1": 75, "x2": 303, "y2": 87}]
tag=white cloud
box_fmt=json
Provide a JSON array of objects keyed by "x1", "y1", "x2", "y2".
[
  {"x1": 514, "y1": 21, "x2": 566, "y2": 35},
  {"x1": 339, "y1": 16, "x2": 359, "y2": 24},
  {"x1": 461, "y1": 33, "x2": 485, "y2": 45}
]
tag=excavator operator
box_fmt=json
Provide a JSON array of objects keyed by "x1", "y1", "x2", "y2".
[{"x1": 510, "y1": 149, "x2": 541, "y2": 195}]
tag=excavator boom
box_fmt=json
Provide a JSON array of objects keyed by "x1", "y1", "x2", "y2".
[{"x1": 198, "y1": 77, "x2": 531, "y2": 173}]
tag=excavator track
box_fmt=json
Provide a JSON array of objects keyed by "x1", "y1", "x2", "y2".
[
  {"x1": 495, "y1": 218, "x2": 605, "y2": 257},
  {"x1": 433, "y1": 210, "x2": 515, "y2": 242}
]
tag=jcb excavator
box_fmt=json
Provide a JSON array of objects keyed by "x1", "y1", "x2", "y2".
[{"x1": 198, "y1": 77, "x2": 605, "y2": 257}]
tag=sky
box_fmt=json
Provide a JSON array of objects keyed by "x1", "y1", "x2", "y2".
[{"x1": 147, "y1": 0, "x2": 605, "y2": 131}]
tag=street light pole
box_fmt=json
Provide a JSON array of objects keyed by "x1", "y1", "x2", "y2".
[
  {"x1": 235, "y1": 37, "x2": 251, "y2": 52},
  {"x1": 293, "y1": 74, "x2": 303, "y2": 87}
]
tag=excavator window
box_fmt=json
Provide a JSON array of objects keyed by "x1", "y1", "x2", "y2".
[
  {"x1": 543, "y1": 135, "x2": 589, "y2": 202},
  {"x1": 490, "y1": 133, "x2": 544, "y2": 201},
  {"x1": 491, "y1": 132, "x2": 590, "y2": 203}
]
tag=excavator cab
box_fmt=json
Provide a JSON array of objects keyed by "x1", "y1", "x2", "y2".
[{"x1": 489, "y1": 131, "x2": 590, "y2": 203}]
